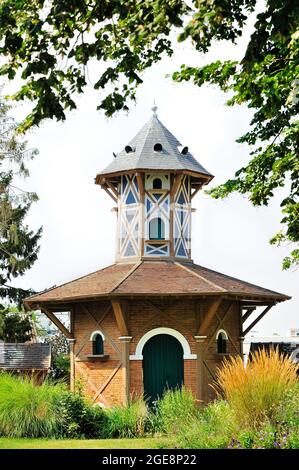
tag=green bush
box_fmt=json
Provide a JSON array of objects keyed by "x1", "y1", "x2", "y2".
[
  {"x1": 0, "y1": 373, "x2": 64, "y2": 437},
  {"x1": 57, "y1": 391, "x2": 108, "y2": 438},
  {"x1": 155, "y1": 387, "x2": 199, "y2": 434},
  {"x1": 176, "y1": 400, "x2": 236, "y2": 449},
  {"x1": 105, "y1": 396, "x2": 149, "y2": 438}
]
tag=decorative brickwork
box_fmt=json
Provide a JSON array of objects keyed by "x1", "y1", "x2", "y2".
[{"x1": 71, "y1": 298, "x2": 241, "y2": 406}]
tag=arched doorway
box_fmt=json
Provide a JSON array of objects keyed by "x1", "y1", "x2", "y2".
[{"x1": 143, "y1": 334, "x2": 184, "y2": 406}]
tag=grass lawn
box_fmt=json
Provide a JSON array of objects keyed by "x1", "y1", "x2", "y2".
[{"x1": 0, "y1": 437, "x2": 170, "y2": 449}]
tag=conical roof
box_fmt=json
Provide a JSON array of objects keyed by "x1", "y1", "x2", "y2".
[{"x1": 97, "y1": 112, "x2": 213, "y2": 179}]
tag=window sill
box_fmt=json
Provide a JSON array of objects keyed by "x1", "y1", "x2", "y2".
[
  {"x1": 86, "y1": 354, "x2": 110, "y2": 361},
  {"x1": 146, "y1": 239, "x2": 169, "y2": 244}
]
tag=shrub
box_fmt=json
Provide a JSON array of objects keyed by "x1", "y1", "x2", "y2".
[
  {"x1": 56, "y1": 391, "x2": 108, "y2": 438},
  {"x1": 105, "y1": 396, "x2": 148, "y2": 438},
  {"x1": 215, "y1": 348, "x2": 297, "y2": 428},
  {"x1": 176, "y1": 400, "x2": 236, "y2": 449},
  {"x1": 49, "y1": 353, "x2": 70, "y2": 382},
  {"x1": 0, "y1": 372, "x2": 64, "y2": 437},
  {"x1": 155, "y1": 387, "x2": 199, "y2": 434},
  {"x1": 274, "y1": 384, "x2": 299, "y2": 429}
]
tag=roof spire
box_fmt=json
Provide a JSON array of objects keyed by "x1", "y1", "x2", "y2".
[{"x1": 151, "y1": 100, "x2": 158, "y2": 116}]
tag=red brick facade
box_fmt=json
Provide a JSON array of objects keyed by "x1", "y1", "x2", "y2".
[{"x1": 71, "y1": 298, "x2": 242, "y2": 406}]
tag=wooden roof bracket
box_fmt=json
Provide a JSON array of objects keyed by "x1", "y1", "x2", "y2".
[
  {"x1": 111, "y1": 300, "x2": 129, "y2": 336},
  {"x1": 101, "y1": 178, "x2": 118, "y2": 204},
  {"x1": 243, "y1": 304, "x2": 274, "y2": 336},
  {"x1": 242, "y1": 306, "x2": 256, "y2": 324},
  {"x1": 197, "y1": 296, "x2": 222, "y2": 336},
  {"x1": 41, "y1": 306, "x2": 73, "y2": 339}
]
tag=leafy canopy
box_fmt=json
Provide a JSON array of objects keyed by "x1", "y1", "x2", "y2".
[{"x1": 0, "y1": 0, "x2": 298, "y2": 268}]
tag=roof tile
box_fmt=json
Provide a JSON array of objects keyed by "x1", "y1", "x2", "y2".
[{"x1": 24, "y1": 261, "x2": 289, "y2": 306}]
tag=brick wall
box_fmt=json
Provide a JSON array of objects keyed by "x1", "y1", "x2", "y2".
[{"x1": 72, "y1": 298, "x2": 241, "y2": 406}]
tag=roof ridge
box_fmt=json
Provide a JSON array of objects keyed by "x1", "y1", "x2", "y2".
[
  {"x1": 154, "y1": 117, "x2": 185, "y2": 170},
  {"x1": 111, "y1": 261, "x2": 143, "y2": 293},
  {"x1": 135, "y1": 117, "x2": 155, "y2": 168},
  {"x1": 175, "y1": 262, "x2": 227, "y2": 292}
]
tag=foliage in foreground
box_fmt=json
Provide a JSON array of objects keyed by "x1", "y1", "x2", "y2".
[
  {"x1": 0, "y1": 351, "x2": 298, "y2": 449},
  {"x1": 104, "y1": 397, "x2": 149, "y2": 439},
  {"x1": 0, "y1": 2, "x2": 297, "y2": 268},
  {"x1": 0, "y1": 373, "x2": 64, "y2": 437},
  {"x1": 154, "y1": 387, "x2": 199, "y2": 434},
  {"x1": 215, "y1": 348, "x2": 298, "y2": 428}
]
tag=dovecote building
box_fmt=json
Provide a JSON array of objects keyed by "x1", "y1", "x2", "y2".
[{"x1": 25, "y1": 109, "x2": 290, "y2": 406}]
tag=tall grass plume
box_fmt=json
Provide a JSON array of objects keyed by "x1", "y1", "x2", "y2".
[{"x1": 214, "y1": 348, "x2": 298, "y2": 428}]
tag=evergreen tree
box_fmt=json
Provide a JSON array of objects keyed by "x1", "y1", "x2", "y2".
[{"x1": 0, "y1": 93, "x2": 41, "y2": 305}]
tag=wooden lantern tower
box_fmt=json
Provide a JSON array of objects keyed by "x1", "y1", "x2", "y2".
[{"x1": 24, "y1": 108, "x2": 290, "y2": 406}]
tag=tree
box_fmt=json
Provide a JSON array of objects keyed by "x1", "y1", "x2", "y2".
[
  {"x1": 0, "y1": 305, "x2": 49, "y2": 342},
  {"x1": 44, "y1": 331, "x2": 70, "y2": 381},
  {"x1": 0, "y1": 94, "x2": 42, "y2": 304},
  {"x1": 0, "y1": 1, "x2": 297, "y2": 268},
  {"x1": 0, "y1": 307, "x2": 33, "y2": 342}
]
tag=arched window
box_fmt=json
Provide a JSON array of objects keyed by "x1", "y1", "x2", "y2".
[
  {"x1": 216, "y1": 330, "x2": 228, "y2": 354},
  {"x1": 153, "y1": 178, "x2": 162, "y2": 189},
  {"x1": 93, "y1": 334, "x2": 104, "y2": 355},
  {"x1": 149, "y1": 217, "x2": 165, "y2": 240},
  {"x1": 90, "y1": 331, "x2": 105, "y2": 355}
]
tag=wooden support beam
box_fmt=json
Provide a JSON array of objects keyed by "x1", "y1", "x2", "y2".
[
  {"x1": 242, "y1": 307, "x2": 256, "y2": 323},
  {"x1": 41, "y1": 307, "x2": 72, "y2": 339},
  {"x1": 111, "y1": 300, "x2": 129, "y2": 336},
  {"x1": 135, "y1": 172, "x2": 144, "y2": 196},
  {"x1": 171, "y1": 173, "x2": 183, "y2": 198},
  {"x1": 243, "y1": 305, "x2": 273, "y2": 336},
  {"x1": 241, "y1": 300, "x2": 274, "y2": 307},
  {"x1": 119, "y1": 336, "x2": 132, "y2": 405},
  {"x1": 195, "y1": 337, "x2": 206, "y2": 403},
  {"x1": 136, "y1": 173, "x2": 145, "y2": 256},
  {"x1": 101, "y1": 185, "x2": 118, "y2": 204},
  {"x1": 68, "y1": 339, "x2": 76, "y2": 392},
  {"x1": 197, "y1": 297, "x2": 222, "y2": 336},
  {"x1": 105, "y1": 179, "x2": 119, "y2": 198},
  {"x1": 191, "y1": 187, "x2": 201, "y2": 200}
]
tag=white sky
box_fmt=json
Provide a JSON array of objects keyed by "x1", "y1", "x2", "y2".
[{"x1": 5, "y1": 13, "x2": 298, "y2": 337}]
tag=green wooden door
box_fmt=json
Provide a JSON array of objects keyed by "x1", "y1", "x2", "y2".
[{"x1": 143, "y1": 334, "x2": 184, "y2": 406}]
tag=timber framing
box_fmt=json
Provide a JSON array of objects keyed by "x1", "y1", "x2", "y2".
[
  {"x1": 197, "y1": 297, "x2": 222, "y2": 336},
  {"x1": 41, "y1": 306, "x2": 73, "y2": 339},
  {"x1": 243, "y1": 304, "x2": 274, "y2": 336},
  {"x1": 111, "y1": 300, "x2": 129, "y2": 336}
]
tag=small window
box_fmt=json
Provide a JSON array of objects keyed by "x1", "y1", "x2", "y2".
[
  {"x1": 149, "y1": 217, "x2": 165, "y2": 240},
  {"x1": 153, "y1": 178, "x2": 162, "y2": 189},
  {"x1": 154, "y1": 143, "x2": 162, "y2": 152},
  {"x1": 93, "y1": 334, "x2": 104, "y2": 355},
  {"x1": 125, "y1": 145, "x2": 133, "y2": 153},
  {"x1": 216, "y1": 331, "x2": 228, "y2": 354}
]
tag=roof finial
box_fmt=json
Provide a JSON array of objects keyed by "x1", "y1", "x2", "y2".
[{"x1": 151, "y1": 100, "x2": 158, "y2": 116}]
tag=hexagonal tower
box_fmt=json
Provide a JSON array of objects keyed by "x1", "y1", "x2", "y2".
[{"x1": 95, "y1": 107, "x2": 213, "y2": 262}]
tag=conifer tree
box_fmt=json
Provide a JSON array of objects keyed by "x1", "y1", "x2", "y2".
[{"x1": 0, "y1": 94, "x2": 41, "y2": 306}]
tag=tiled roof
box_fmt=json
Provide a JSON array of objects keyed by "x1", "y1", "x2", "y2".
[
  {"x1": 97, "y1": 113, "x2": 213, "y2": 179},
  {"x1": 24, "y1": 261, "x2": 290, "y2": 307},
  {"x1": 0, "y1": 343, "x2": 51, "y2": 370}
]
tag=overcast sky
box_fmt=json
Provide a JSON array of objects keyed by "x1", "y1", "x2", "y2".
[{"x1": 5, "y1": 12, "x2": 298, "y2": 337}]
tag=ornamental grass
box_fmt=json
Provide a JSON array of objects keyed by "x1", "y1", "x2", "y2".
[
  {"x1": 214, "y1": 348, "x2": 298, "y2": 428},
  {"x1": 0, "y1": 373, "x2": 65, "y2": 437}
]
